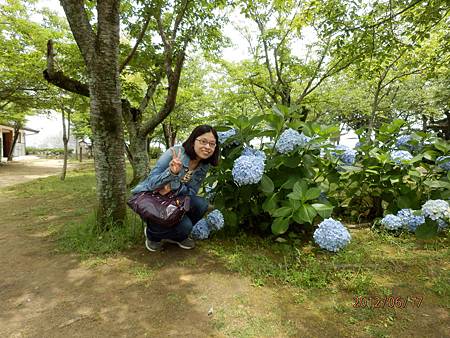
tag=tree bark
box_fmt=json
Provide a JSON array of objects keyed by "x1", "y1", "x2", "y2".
[
  {"x1": 163, "y1": 121, "x2": 177, "y2": 148},
  {"x1": 58, "y1": 0, "x2": 127, "y2": 229},
  {"x1": 128, "y1": 135, "x2": 149, "y2": 187}
]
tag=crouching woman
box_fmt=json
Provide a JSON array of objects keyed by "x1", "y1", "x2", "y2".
[{"x1": 131, "y1": 125, "x2": 220, "y2": 252}]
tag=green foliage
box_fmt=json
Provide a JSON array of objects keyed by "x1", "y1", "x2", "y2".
[
  {"x1": 147, "y1": 146, "x2": 163, "y2": 159},
  {"x1": 206, "y1": 107, "x2": 338, "y2": 235},
  {"x1": 26, "y1": 147, "x2": 74, "y2": 156},
  {"x1": 206, "y1": 108, "x2": 449, "y2": 237}
]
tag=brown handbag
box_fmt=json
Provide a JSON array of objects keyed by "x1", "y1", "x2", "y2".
[{"x1": 127, "y1": 191, "x2": 191, "y2": 227}]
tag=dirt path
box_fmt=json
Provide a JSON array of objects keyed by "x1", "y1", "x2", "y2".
[
  {"x1": 0, "y1": 156, "x2": 80, "y2": 188},
  {"x1": 0, "y1": 159, "x2": 318, "y2": 337}
]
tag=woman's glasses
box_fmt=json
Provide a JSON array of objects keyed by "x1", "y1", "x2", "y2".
[{"x1": 196, "y1": 138, "x2": 217, "y2": 148}]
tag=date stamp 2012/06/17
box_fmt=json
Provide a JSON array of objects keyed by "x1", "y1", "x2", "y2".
[{"x1": 352, "y1": 295, "x2": 423, "y2": 309}]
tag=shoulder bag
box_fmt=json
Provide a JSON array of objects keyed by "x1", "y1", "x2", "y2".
[{"x1": 127, "y1": 191, "x2": 191, "y2": 227}]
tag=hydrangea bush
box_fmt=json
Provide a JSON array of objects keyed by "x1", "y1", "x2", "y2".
[{"x1": 203, "y1": 108, "x2": 449, "y2": 241}]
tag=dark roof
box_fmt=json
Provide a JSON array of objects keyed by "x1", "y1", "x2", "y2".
[{"x1": 0, "y1": 124, "x2": 39, "y2": 133}]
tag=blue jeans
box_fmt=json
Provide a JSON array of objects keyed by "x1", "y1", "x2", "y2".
[{"x1": 146, "y1": 195, "x2": 208, "y2": 242}]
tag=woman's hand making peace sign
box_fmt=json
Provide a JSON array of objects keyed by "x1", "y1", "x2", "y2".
[{"x1": 169, "y1": 147, "x2": 183, "y2": 175}]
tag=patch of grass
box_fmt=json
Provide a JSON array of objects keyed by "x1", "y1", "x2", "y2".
[
  {"x1": 82, "y1": 256, "x2": 108, "y2": 268},
  {"x1": 176, "y1": 256, "x2": 198, "y2": 267},
  {"x1": 56, "y1": 211, "x2": 142, "y2": 257},
  {"x1": 431, "y1": 274, "x2": 450, "y2": 306},
  {"x1": 130, "y1": 265, "x2": 155, "y2": 281}
]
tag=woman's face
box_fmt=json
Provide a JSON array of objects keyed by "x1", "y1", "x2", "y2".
[{"x1": 194, "y1": 132, "x2": 216, "y2": 160}]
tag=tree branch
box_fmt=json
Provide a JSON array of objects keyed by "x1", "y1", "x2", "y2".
[
  {"x1": 119, "y1": 15, "x2": 151, "y2": 73},
  {"x1": 44, "y1": 40, "x2": 90, "y2": 97},
  {"x1": 171, "y1": 0, "x2": 190, "y2": 41},
  {"x1": 155, "y1": 8, "x2": 173, "y2": 80},
  {"x1": 59, "y1": 0, "x2": 95, "y2": 64},
  {"x1": 138, "y1": 71, "x2": 163, "y2": 113}
]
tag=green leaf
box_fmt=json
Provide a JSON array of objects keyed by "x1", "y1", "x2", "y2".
[
  {"x1": 272, "y1": 206, "x2": 292, "y2": 217},
  {"x1": 415, "y1": 220, "x2": 439, "y2": 240},
  {"x1": 408, "y1": 169, "x2": 421, "y2": 177},
  {"x1": 249, "y1": 115, "x2": 264, "y2": 126},
  {"x1": 222, "y1": 210, "x2": 238, "y2": 227},
  {"x1": 262, "y1": 193, "x2": 278, "y2": 213},
  {"x1": 260, "y1": 174, "x2": 274, "y2": 194},
  {"x1": 434, "y1": 140, "x2": 450, "y2": 152},
  {"x1": 305, "y1": 187, "x2": 321, "y2": 201},
  {"x1": 294, "y1": 204, "x2": 317, "y2": 224},
  {"x1": 396, "y1": 195, "x2": 410, "y2": 209},
  {"x1": 271, "y1": 217, "x2": 290, "y2": 235},
  {"x1": 423, "y1": 180, "x2": 450, "y2": 189},
  {"x1": 293, "y1": 181, "x2": 307, "y2": 197},
  {"x1": 287, "y1": 192, "x2": 302, "y2": 200},
  {"x1": 311, "y1": 203, "x2": 334, "y2": 218},
  {"x1": 423, "y1": 150, "x2": 438, "y2": 161},
  {"x1": 283, "y1": 156, "x2": 302, "y2": 168}
]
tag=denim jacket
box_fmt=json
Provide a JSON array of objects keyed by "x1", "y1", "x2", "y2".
[{"x1": 131, "y1": 145, "x2": 210, "y2": 196}]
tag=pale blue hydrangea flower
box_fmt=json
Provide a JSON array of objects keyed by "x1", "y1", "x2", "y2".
[
  {"x1": 313, "y1": 218, "x2": 351, "y2": 252},
  {"x1": 390, "y1": 150, "x2": 413, "y2": 164},
  {"x1": 299, "y1": 132, "x2": 311, "y2": 144},
  {"x1": 437, "y1": 219, "x2": 448, "y2": 230},
  {"x1": 396, "y1": 135, "x2": 412, "y2": 148},
  {"x1": 275, "y1": 128, "x2": 309, "y2": 154},
  {"x1": 232, "y1": 155, "x2": 265, "y2": 186},
  {"x1": 242, "y1": 147, "x2": 266, "y2": 161},
  {"x1": 422, "y1": 199, "x2": 450, "y2": 221},
  {"x1": 217, "y1": 129, "x2": 236, "y2": 144},
  {"x1": 204, "y1": 185, "x2": 215, "y2": 202},
  {"x1": 331, "y1": 145, "x2": 357, "y2": 165},
  {"x1": 191, "y1": 219, "x2": 210, "y2": 240},
  {"x1": 436, "y1": 156, "x2": 450, "y2": 171},
  {"x1": 397, "y1": 209, "x2": 425, "y2": 232},
  {"x1": 206, "y1": 209, "x2": 225, "y2": 231},
  {"x1": 380, "y1": 214, "x2": 403, "y2": 230}
]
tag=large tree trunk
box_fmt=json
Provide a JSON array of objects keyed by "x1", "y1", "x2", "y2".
[
  {"x1": 89, "y1": 57, "x2": 127, "y2": 228},
  {"x1": 59, "y1": 0, "x2": 127, "y2": 229}
]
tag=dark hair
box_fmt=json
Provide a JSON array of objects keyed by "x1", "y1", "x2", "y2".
[{"x1": 182, "y1": 125, "x2": 220, "y2": 166}]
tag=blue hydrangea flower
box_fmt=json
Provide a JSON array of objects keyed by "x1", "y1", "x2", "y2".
[
  {"x1": 232, "y1": 155, "x2": 265, "y2": 186},
  {"x1": 241, "y1": 147, "x2": 266, "y2": 161},
  {"x1": 396, "y1": 135, "x2": 412, "y2": 147},
  {"x1": 191, "y1": 219, "x2": 210, "y2": 240},
  {"x1": 380, "y1": 214, "x2": 403, "y2": 230},
  {"x1": 217, "y1": 129, "x2": 237, "y2": 144},
  {"x1": 313, "y1": 218, "x2": 351, "y2": 252},
  {"x1": 331, "y1": 145, "x2": 357, "y2": 165},
  {"x1": 206, "y1": 209, "x2": 225, "y2": 231},
  {"x1": 437, "y1": 219, "x2": 448, "y2": 230},
  {"x1": 422, "y1": 199, "x2": 450, "y2": 221},
  {"x1": 397, "y1": 209, "x2": 425, "y2": 232},
  {"x1": 204, "y1": 185, "x2": 216, "y2": 202},
  {"x1": 275, "y1": 128, "x2": 309, "y2": 154},
  {"x1": 390, "y1": 150, "x2": 413, "y2": 164},
  {"x1": 436, "y1": 156, "x2": 450, "y2": 171}
]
